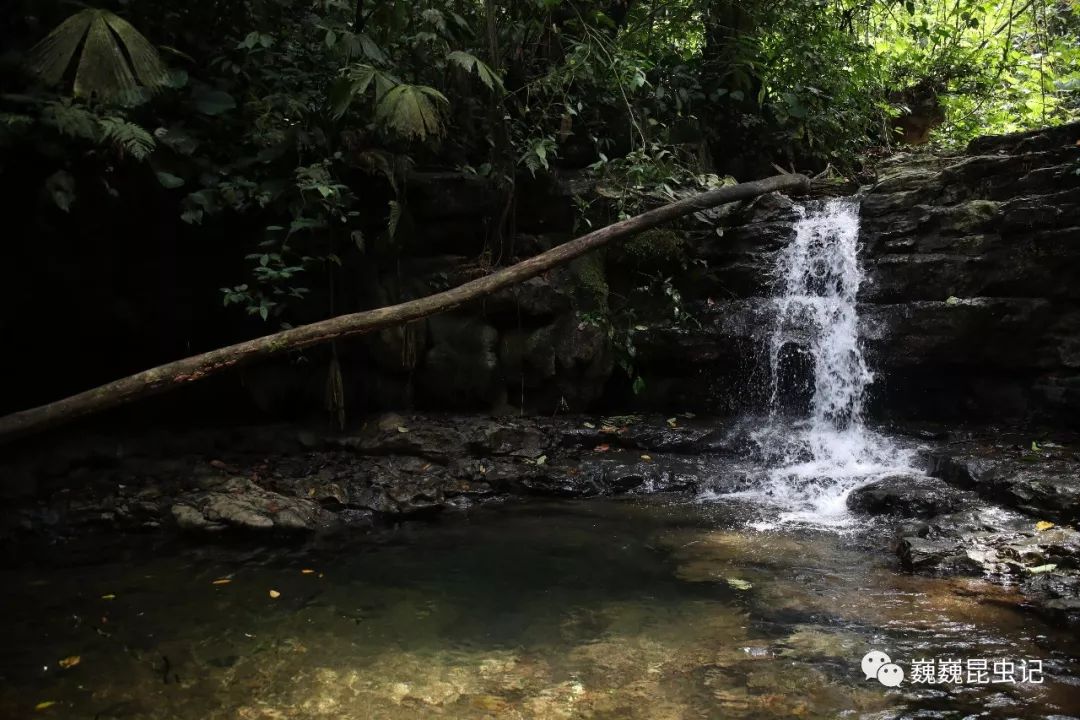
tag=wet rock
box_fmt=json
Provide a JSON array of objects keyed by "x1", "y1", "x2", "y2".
[
  {"x1": 418, "y1": 315, "x2": 502, "y2": 409},
  {"x1": 577, "y1": 454, "x2": 704, "y2": 494},
  {"x1": 928, "y1": 451, "x2": 1080, "y2": 522},
  {"x1": 898, "y1": 535, "x2": 985, "y2": 575},
  {"x1": 846, "y1": 474, "x2": 970, "y2": 518},
  {"x1": 171, "y1": 478, "x2": 330, "y2": 533}
]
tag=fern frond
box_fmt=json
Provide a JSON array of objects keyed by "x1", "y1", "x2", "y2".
[
  {"x1": 42, "y1": 102, "x2": 101, "y2": 141},
  {"x1": 447, "y1": 50, "x2": 504, "y2": 92},
  {"x1": 376, "y1": 84, "x2": 448, "y2": 141},
  {"x1": 99, "y1": 117, "x2": 155, "y2": 160},
  {"x1": 27, "y1": 9, "x2": 169, "y2": 105}
]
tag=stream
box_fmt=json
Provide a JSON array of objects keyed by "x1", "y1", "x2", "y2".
[
  {"x1": 3, "y1": 203, "x2": 1077, "y2": 718},
  {"x1": 2, "y1": 498, "x2": 1079, "y2": 719}
]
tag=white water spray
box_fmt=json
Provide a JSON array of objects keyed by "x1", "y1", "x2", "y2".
[{"x1": 723, "y1": 199, "x2": 914, "y2": 528}]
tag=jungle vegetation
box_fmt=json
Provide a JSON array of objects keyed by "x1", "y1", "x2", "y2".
[{"x1": 0, "y1": 0, "x2": 1077, "y2": 415}]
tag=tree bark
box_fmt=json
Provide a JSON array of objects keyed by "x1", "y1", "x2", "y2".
[{"x1": 0, "y1": 173, "x2": 809, "y2": 443}]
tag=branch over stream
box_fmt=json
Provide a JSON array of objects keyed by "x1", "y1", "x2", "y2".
[{"x1": 0, "y1": 173, "x2": 809, "y2": 442}]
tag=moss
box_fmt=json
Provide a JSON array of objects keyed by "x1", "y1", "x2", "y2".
[
  {"x1": 569, "y1": 252, "x2": 609, "y2": 311},
  {"x1": 621, "y1": 229, "x2": 686, "y2": 265}
]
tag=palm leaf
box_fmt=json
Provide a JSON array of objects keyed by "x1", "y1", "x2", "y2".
[
  {"x1": 376, "y1": 84, "x2": 448, "y2": 141},
  {"x1": 446, "y1": 50, "x2": 504, "y2": 92},
  {"x1": 25, "y1": 11, "x2": 94, "y2": 86},
  {"x1": 102, "y1": 13, "x2": 170, "y2": 89},
  {"x1": 27, "y1": 9, "x2": 169, "y2": 105},
  {"x1": 328, "y1": 64, "x2": 400, "y2": 120}
]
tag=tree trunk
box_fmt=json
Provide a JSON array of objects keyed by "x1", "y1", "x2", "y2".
[{"x1": 0, "y1": 174, "x2": 809, "y2": 443}]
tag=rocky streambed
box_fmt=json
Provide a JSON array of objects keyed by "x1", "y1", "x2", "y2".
[{"x1": 4, "y1": 415, "x2": 1079, "y2": 630}]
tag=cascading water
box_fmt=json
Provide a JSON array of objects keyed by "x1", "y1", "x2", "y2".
[{"x1": 720, "y1": 198, "x2": 915, "y2": 529}]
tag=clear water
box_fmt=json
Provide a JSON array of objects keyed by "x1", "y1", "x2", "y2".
[
  {"x1": 717, "y1": 200, "x2": 917, "y2": 529},
  {"x1": 2, "y1": 499, "x2": 1077, "y2": 719}
]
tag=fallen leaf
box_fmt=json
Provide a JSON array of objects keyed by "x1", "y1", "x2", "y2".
[
  {"x1": 301, "y1": 569, "x2": 316, "y2": 575},
  {"x1": 666, "y1": 417, "x2": 678, "y2": 428},
  {"x1": 420, "y1": 463, "x2": 432, "y2": 471},
  {"x1": 396, "y1": 426, "x2": 409, "y2": 433},
  {"x1": 594, "y1": 444, "x2": 610, "y2": 452},
  {"x1": 1031, "y1": 440, "x2": 1041, "y2": 452},
  {"x1": 35, "y1": 701, "x2": 57, "y2": 711},
  {"x1": 727, "y1": 578, "x2": 753, "y2": 591},
  {"x1": 100, "y1": 593, "x2": 116, "y2": 600},
  {"x1": 536, "y1": 455, "x2": 547, "y2": 465},
  {"x1": 58, "y1": 656, "x2": 80, "y2": 670},
  {"x1": 1036, "y1": 520, "x2": 1055, "y2": 531},
  {"x1": 212, "y1": 578, "x2": 232, "y2": 586},
  {"x1": 1027, "y1": 563, "x2": 1057, "y2": 574},
  {"x1": 600, "y1": 425, "x2": 618, "y2": 434},
  {"x1": 641, "y1": 454, "x2": 652, "y2": 461},
  {"x1": 269, "y1": 589, "x2": 281, "y2": 598},
  {"x1": 583, "y1": 422, "x2": 596, "y2": 429}
]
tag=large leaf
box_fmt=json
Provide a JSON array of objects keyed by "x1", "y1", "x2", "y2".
[
  {"x1": 329, "y1": 64, "x2": 400, "y2": 120},
  {"x1": 375, "y1": 84, "x2": 448, "y2": 141},
  {"x1": 446, "y1": 51, "x2": 504, "y2": 92},
  {"x1": 27, "y1": 9, "x2": 170, "y2": 105},
  {"x1": 193, "y1": 88, "x2": 237, "y2": 116}
]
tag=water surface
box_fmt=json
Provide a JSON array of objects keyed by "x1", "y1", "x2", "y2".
[{"x1": 2, "y1": 497, "x2": 1077, "y2": 719}]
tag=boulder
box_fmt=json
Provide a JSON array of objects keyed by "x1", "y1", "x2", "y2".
[{"x1": 846, "y1": 474, "x2": 970, "y2": 518}]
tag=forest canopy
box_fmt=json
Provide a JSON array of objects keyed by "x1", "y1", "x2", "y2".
[{"x1": 1, "y1": 0, "x2": 1077, "y2": 331}]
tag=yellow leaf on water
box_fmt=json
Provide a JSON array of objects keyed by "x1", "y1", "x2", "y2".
[
  {"x1": 211, "y1": 578, "x2": 232, "y2": 586},
  {"x1": 301, "y1": 569, "x2": 316, "y2": 575},
  {"x1": 666, "y1": 417, "x2": 678, "y2": 428},
  {"x1": 396, "y1": 426, "x2": 409, "y2": 433},
  {"x1": 58, "y1": 656, "x2": 80, "y2": 669},
  {"x1": 100, "y1": 594, "x2": 116, "y2": 600},
  {"x1": 35, "y1": 701, "x2": 57, "y2": 711},
  {"x1": 1036, "y1": 521, "x2": 1055, "y2": 531},
  {"x1": 269, "y1": 589, "x2": 281, "y2": 599},
  {"x1": 641, "y1": 454, "x2": 652, "y2": 461}
]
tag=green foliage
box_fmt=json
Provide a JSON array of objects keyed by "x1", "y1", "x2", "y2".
[
  {"x1": 27, "y1": 9, "x2": 170, "y2": 105},
  {"x1": 447, "y1": 51, "x2": 504, "y2": 92},
  {"x1": 376, "y1": 84, "x2": 449, "y2": 141},
  {"x1": 5, "y1": 0, "x2": 1078, "y2": 338},
  {"x1": 98, "y1": 117, "x2": 155, "y2": 160}
]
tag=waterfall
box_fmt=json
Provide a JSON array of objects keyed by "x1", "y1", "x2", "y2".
[
  {"x1": 717, "y1": 199, "x2": 914, "y2": 529},
  {"x1": 768, "y1": 199, "x2": 871, "y2": 429}
]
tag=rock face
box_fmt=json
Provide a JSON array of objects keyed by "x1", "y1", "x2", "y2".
[
  {"x1": 627, "y1": 122, "x2": 1080, "y2": 424},
  {"x1": 237, "y1": 123, "x2": 1079, "y2": 423},
  {"x1": 859, "y1": 123, "x2": 1080, "y2": 424}
]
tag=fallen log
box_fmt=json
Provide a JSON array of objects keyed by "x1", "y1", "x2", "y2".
[{"x1": 0, "y1": 173, "x2": 809, "y2": 442}]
